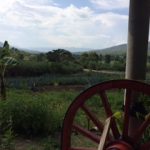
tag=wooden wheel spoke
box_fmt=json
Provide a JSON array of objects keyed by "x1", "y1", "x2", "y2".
[
  {"x1": 72, "y1": 124, "x2": 100, "y2": 144},
  {"x1": 99, "y1": 91, "x2": 120, "y2": 139},
  {"x1": 70, "y1": 147, "x2": 97, "y2": 150},
  {"x1": 81, "y1": 105, "x2": 104, "y2": 132},
  {"x1": 122, "y1": 89, "x2": 132, "y2": 138},
  {"x1": 132, "y1": 116, "x2": 150, "y2": 143},
  {"x1": 140, "y1": 141, "x2": 150, "y2": 149},
  {"x1": 99, "y1": 91, "x2": 113, "y2": 117}
]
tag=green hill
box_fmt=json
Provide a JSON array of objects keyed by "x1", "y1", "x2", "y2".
[
  {"x1": 94, "y1": 44, "x2": 127, "y2": 55},
  {"x1": 93, "y1": 42, "x2": 150, "y2": 55}
]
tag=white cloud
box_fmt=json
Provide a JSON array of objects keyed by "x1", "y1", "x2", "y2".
[
  {"x1": 0, "y1": 0, "x2": 129, "y2": 50},
  {"x1": 22, "y1": 0, "x2": 58, "y2": 6},
  {"x1": 90, "y1": 0, "x2": 129, "y2": 10}
]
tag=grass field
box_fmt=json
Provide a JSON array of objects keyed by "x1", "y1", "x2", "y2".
[
  {"x1": 1, "y1": 86, "x2": 126, "y2": 150},
  {"x1": 0, "y1": 88, "x2": 78, "y2": 150},
  {"x1": 2, "y1": 72, "x2": 150, "y2": 149}
]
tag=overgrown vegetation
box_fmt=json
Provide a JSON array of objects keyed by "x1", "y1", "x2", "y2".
[
  {"x1": 5, "y1": 72, "x2": 123, "y2": 90},
  {"x1": 1, "y1": 41, "x2": 150, "y2": 149},
  {"x1": 0, "y1": 88, "x2": 148, "y2": 149},
  {"x1": 0, "y1": 89, "x2": 77, "y2": 149},
  {"x1": 0, "y1": 88, "x2": 125, "y2": 149},
  {"x1": 0, "y1": 90, "x2": 76, "y2": 136}
]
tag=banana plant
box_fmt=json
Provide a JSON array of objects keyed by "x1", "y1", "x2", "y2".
[{"x1": 0, "y1": 41, "x2": 17, "y2": 100}]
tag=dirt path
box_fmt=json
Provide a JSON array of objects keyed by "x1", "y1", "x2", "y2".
[
  {"x1": 83, "y1": 69, "x2": 124, "y2": 75},
  {"x1": 15, "y1": 138, "x2": 43, "y2": 150}
]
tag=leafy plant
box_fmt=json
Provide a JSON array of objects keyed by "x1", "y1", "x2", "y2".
[
  {"x1": 0, "y1": 116, "x2": 15, "y2": 150},
  {"x1": 0, "y1": 128, "x2": 15, "y2": 150},
  {"x1": 0, "y1": 41, "x2": 17, "y2": 100},
  {"x1": 0, "y1": 90, "x2": 77, "y2": 137}
]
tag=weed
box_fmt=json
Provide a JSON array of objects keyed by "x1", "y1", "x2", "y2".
[{"x1": 0, "y1": 127, "x2": 15, "y2": 150}]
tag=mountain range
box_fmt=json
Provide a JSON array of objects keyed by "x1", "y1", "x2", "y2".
[
  {"x1": 29, "y1": 47, "x2": 91, "y2": 53},
  {"x1": 93, "y1": 44, "x2": 127, "y2": 55},
  {"x1": 0, "y1": 41, "x2": 150, "y2": 55},
  {"x1": 93, "y1": 42, "x2": 150, "y2": 55}
]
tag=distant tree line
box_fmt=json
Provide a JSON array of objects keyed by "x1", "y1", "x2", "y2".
[
  {"x1": 79, "y1": 52, "x2": 126, "y2": 71},
  {"x1": 4, "y1": 48, "x2": 128, "y2": 77},
  {"x1": 6, "y1": 48, "x2": 82, "y2": 77},
  {"x1": 3, "y1": 43, "x2": 150, "y2": 78}
]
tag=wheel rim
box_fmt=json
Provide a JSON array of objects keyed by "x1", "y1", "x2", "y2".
[{"x1": 61, "y1": 80, "x2": 150, "y2": 150}]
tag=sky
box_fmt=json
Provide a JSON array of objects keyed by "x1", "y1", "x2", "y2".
[{"x1": 0, "y1": 0, "x2": 130, "y2": 51}]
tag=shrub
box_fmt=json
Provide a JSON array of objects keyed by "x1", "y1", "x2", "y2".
[
  {"x1": 0, "y1": 98, "x2": 56, "y2": 136},
  {"x1": 111, "y1": 61, "x2": 125, "y2": 71},
  {"x1": 6, "y1": 62, "x2": 51, "y2": 77},
  {"x1": 0, "y1": 128, "x2": 15, "y2": 150},
  {"x1": 6, "y1": 61, "x2": 83, "y2": 77},
  {"x1": 0, "y1": 90, "x2": 77, "y2": 137}
]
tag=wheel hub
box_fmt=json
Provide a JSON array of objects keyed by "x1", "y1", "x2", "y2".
[{"x1": 106, "y1": 141, "x2": 134, "y2": 150}]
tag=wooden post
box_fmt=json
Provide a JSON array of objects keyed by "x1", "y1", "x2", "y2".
[
  {"x1": 125, "y1": 0, "x2": 150, "y2": 136},
  {"x1": 126, "y1": 0, "x2": 149, "y2": 80}
]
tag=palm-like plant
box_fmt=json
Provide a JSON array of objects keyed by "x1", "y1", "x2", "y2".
[{"x1": 0, "y1": 41, "x2": 16, "y2": 100}]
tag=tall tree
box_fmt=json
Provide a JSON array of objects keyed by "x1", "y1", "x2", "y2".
[
  {"x1": 88, "y1": 52, "x2": 99, "y2": 62},
  {"x1": 46, "y1": 49, "x2": 74, "y2": 62},
  {"x1": 104, "y1": 54, "x2": 111, "y2": 64},
  {"x1": 0, "y1": 41, "x2": 16, "y2": 100}
]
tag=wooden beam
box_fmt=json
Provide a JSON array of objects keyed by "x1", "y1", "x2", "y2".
[{"x1": 126, "y1": 0, "x2": 150, "y2": 80}]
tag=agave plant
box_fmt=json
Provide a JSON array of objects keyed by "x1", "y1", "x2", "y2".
[{"x1": 0, "y1": 41, "x2": 17, "y2": 100}]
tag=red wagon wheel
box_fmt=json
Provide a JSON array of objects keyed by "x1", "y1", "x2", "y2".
[{"x1": 61, "y1": 80, "x2": 150, "y2": 150}]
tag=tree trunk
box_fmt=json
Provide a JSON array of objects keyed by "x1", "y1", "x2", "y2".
[{"x1": 0, "y1": 74, "x2": 6, "y2": 100}]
